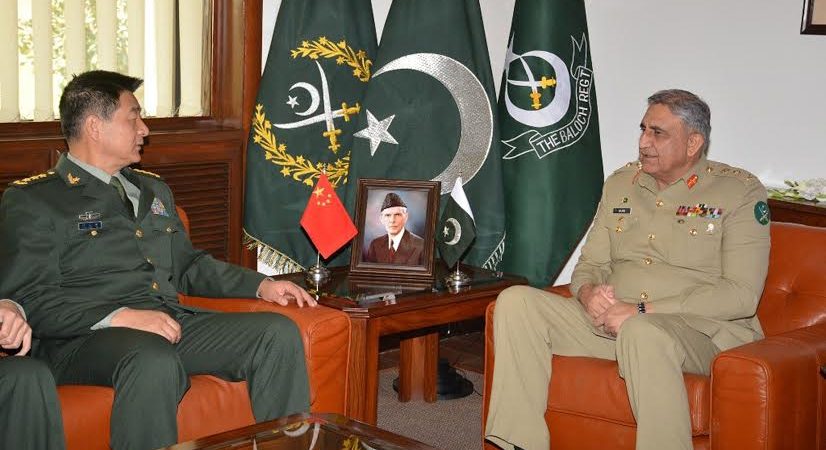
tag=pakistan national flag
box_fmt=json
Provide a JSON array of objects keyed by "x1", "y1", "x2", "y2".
[
  {"x1": 345, "y1": 0, "x2": 506, "y2": 270},
  {"x1": 498, "y1": 0, "x2": 604, "y2": 286},
  {"x1": 243, "y1": 0, "x2": 377, "y2": 272},
  {"x1": 438, "y1": 177, "x2": 477, "y2": 268}
]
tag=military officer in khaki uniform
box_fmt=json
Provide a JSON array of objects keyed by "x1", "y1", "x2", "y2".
[
  {"x1": 0, "y1": 70, "x2": 317, "y2": 450},
  {"x1": 485, "y1": 89, "x2": 771, "y2": 450},
  {"x1": 0, "y1": 299, "x2": 65, "y2": 450}
]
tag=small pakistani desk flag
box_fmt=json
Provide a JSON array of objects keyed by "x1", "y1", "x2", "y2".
[
  {"x1": 437, "y1": 177, "x2": 477, "y2": 268},
  {"x1": 300, "y1": 174, "x2": 358, "y2": 259}
]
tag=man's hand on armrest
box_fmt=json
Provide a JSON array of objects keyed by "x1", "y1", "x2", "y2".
[
  {"x1": 0, "y1": 300, "x2": 32, "y2": 356},
  {"x1": 111, "y1": 308, "x2": 181, "y2": 344},
  {"x1": 256, "y1": 279, "x2": 317, "y2": 308}
]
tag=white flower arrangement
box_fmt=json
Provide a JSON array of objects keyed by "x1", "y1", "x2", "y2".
[{"x1": 768, "y1": 178, "x2": 826, "y2": 203}]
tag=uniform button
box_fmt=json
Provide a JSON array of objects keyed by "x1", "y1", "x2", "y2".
[
  {"x1": 640, "y1": 292, "x2": 649, "y2": 300},
  {"x1": 152, "y1": 282, "x2": 159, "y2": 290},
  {"x1": 689, "y1": 228, "x2": 698, "y2": 236},
  {"x1": 135, "y1": 229, "x2": 143, "y2": 238},
  {"x1": 706, "y1": 166, "x2": 713, "y2": 173},
  {"x1": 648, "y1": 233, "x2": 656, "y2": 240},
  {"x1": 678, "y1": 219, "x2": 685, "y2": 224},
  {"x1": 90, "y1": 230, "x2": 98, "y2": 237},
  {"x1": 166, "y1": 227, "x2": 173, "y2": 233},
  {"x1": 146, "y1": 257, "x2": 152, "y2": 264},
  {"x1": 615, "y1": 226, "x2": 623, "y2": 233},
  {"x1": 622, "y1": 197, "x2": 629, "y2": 203},
  {"x1": 656, "y1": 200, "x2": 664, "y2": 207},
  {"x1": 643, "y1": 257, "x2": 653, "y2": 265}
]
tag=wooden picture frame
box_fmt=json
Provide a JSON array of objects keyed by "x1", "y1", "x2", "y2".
[
  {"x1": 802, "y1": 0, "x2": 826, "y2": 34},
  {"x1": 349, "y1": 178, "x2": 440, "y2": 284}
]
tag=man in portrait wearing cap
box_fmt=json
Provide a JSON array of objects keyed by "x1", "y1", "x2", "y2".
[{"x1": 365, "y1": 192, "x2": 425, "y2": 265}]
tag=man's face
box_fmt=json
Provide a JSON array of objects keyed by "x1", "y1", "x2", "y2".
[
  {"x1": 97, "y1": 91, "x2": 149, "y2": 172},
  {"x1": 638, "y1": 103, "x2": 702, "y2": 187},
  {"x1": 380, "y1": 206, "x2": 408, "y2": 236}
]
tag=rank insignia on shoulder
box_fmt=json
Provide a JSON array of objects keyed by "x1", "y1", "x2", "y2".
[
  {"x1": 612, "y1": 207, "x2": 631, "y2": 214},
  {"x1": 150, "y1": 197, "x2": 169, "y2": 216},
  {"x1": 10, "y1": 171, "x2": 56, "y2": 186},
  {"x1": 133, "y1": 168, "x2": 162, "y2": 179}
]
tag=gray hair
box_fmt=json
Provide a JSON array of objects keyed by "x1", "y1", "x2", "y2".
[{"x1": 647, "y1": 89, "x2": 711, "y2": 155}]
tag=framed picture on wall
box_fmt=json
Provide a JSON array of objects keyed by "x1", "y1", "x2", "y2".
[
  {"x1": 802, "y1": 0, "x2": 826, "y2": 34},
  {"x1": 349, "y1": 178, "x2": 440, "y2": 284}
]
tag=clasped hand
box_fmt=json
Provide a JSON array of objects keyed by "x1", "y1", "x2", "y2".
[
  {"x1": 0, "y1": 301, "x2": 32, "y2": 355},
  {"x1": 578, "y1": 284, "x2": 637, "y2": 336}
]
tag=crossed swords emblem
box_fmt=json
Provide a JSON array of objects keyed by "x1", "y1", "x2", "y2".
[
  {"x1": 274, "y1": 61, "x2": 360, "y2": 153},
  {"x1": 506, "y1": 52, "x2": 557, "y2": 110}
]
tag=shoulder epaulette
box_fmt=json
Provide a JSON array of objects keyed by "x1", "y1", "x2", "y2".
[
  {"x1": 707, "y1": 161, "x2": 758, "y2": 184},
  {"x1": 613, "y1": 160, "x2": 641, "y2": 175},
  {"x1": 9, "y1": 170, "x2": 58, "y2": 187},
  {"x1": 132, "y1": 168, "x2": 163, "y2": 180}
]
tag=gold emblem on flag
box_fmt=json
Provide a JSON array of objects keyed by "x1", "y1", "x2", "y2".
[{"x1": 251, "y1": 37, "x2": 373, "y2": 188}]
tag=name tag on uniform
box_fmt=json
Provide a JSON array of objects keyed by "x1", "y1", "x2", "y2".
[
  {"x1": 78, "y1": 221, "x2": 103, "y2": 230},
  {"x1": 612, "y1": 207, "x2": 631, "y2": 214}
]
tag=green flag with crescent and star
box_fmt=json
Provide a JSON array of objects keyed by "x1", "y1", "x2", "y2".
[
  {"x1": 498, "y1": 0, "x2": 604, "y2": 286},
  {"x1": 437, "y1": 177, "x2": 477, "y2": 268},
  {"x1": 243, "y1": 0, "x2": 377, "y2": 272},
  {"x1": 345, "y1": 0, "x2": 506, "y2": 270}
]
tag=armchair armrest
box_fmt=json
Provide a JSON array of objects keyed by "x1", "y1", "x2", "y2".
[
  {"x1": 710, "y1": 322, "x2": 826, "y2": 450},
  {"x1": 178, "y1": 295, "x2": 351, "y2": 415}
]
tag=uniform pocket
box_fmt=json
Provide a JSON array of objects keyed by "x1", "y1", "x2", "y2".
[{"x1": 669, "y1": 217, "x2": 722, "y2": 272}]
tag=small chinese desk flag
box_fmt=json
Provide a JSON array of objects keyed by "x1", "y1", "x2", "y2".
[
  {"x1": 437, "y1": 177, "x2": 477, "y2": 268},
  {"x1": 299, "y1": 174, "x2": 357, "y2": 259}
]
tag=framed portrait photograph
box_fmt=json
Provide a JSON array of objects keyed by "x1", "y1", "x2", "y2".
[
  {"x1": 802, "y1": 0, "x2": 826, "y2": 34},
  {"x1": 349, "y1": 178, "x2": 441, "y2": 284}
]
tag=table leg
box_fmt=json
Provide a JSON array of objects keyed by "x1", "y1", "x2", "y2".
[
  {"x1": 345, "y1": 318, "x2": 381, "y2": 425},
  {"x1": 397, "y1": 332, "x2": 439, "y2": 403}
]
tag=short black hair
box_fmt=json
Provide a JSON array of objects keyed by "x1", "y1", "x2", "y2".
[{"x1": 59, "y1": 70, "x2": 144, "y2": 142}]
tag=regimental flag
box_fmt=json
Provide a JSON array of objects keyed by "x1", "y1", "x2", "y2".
[
  {"x1": 498, "y1": 0, "x2": 604, "y2": 286},
  {"x1": 437, "y1": 177, "x2": 477, "y2": 268},
  {"x1": 300, "y1": 174, "x2": 358, "y2": 259},
  {"x1": 243, "y1": 0, "x2": 377, "y2": 272},
  {"x1": 345, "y1": 0, "x2": 506, "y2": 270}
]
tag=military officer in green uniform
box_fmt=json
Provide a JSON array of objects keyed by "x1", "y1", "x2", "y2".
[
  {"x1": 485, "y1": 89, "x2": 771, "y2": 450},
  {"x1": 0, "y1": 70, "x2": 317, "y2": 450},
  {"x1": 0, "y1": 299, "x2": 65, "y2": 450}
]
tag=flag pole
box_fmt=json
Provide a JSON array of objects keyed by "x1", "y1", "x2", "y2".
[{"x1": 304, "y1": 251, "x2": 331, "y2": 288}]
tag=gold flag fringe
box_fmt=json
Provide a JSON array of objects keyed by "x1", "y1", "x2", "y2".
[
  {"x1": 242, "y1": 230, "x2": 306, "y2": 274},
  {"x1": 482, "y1": 232, "x2": 506, "y2": 271}
]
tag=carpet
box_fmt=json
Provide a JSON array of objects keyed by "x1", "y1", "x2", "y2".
[{"x1": 377, "y1": 368, "x2": 483, "y2": 450}]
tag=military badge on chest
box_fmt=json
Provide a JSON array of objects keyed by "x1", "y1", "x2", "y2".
[{"x1": 77, "y1": 211, "x2": 103, "y2": 231}]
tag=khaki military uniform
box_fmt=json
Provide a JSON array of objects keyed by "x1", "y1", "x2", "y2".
[
  {"x1": 486, "y1": 157, "x2": 771, "y2": 450},
  {"x1": 0, "y1": 155, "x2": 310, "y2": 450}
]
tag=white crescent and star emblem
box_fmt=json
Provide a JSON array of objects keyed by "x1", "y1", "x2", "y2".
[
  {"x1": 353, "y1": 110, "x2": 398, "y2": 156},
  {"x1": 443, "y1": 218, "x2": 462, "y2": 246},
  {"x1": 354, "y1": 52, "x2": 493, "y2": 195}
]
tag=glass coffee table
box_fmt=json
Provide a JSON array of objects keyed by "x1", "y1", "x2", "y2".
[{"x1": 164, "y1": 413, "x2": 437, "y2": 450}]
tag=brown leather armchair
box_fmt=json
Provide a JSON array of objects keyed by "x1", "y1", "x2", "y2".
[
  {"x1": 482, "y1": 221, "x2": 826, "y2": 450},
  {"x1": 53, "y1": 207, "x2": 351, "y2": 450}
]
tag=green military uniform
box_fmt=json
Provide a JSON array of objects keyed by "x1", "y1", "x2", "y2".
[
  {"x1": 0, "y1": 357, "x2": 65, "y2": 450},
  {"x1": 486, "y1": 157, "x2": 771, "y2": 450},
  {"x1": 0, "y1": 154, "x2": 310, "y2": 450}
]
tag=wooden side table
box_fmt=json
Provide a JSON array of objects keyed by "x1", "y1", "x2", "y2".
[{"x1": 307, "y1": 264, "x2": 526, "y2": 425}]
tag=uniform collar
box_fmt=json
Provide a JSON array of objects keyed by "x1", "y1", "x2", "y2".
[{"x1": 636, "y1": 156, "x2": 709, "y2": 192}]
